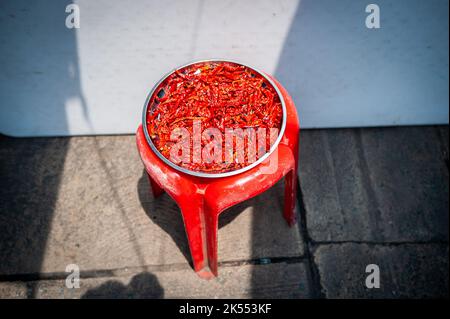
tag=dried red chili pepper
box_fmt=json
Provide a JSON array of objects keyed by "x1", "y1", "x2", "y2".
[{"x1": 146, "y1": 61, "x2": 283, "y2": 173}]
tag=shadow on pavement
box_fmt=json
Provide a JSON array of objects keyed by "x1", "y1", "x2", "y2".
[
  {"x1": 137, "y1": 170, "x2": 247, "y2": 270},
  {"x1": 0, "y1": 135, "x2": 69, "y2": 298},
  {"x1": 81, "y1": 272, "x2": 164, "y2": 299}
]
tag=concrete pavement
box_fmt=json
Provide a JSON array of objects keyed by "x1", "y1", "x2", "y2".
[{"x1": 0, "y1": 126, "x2": 448, "y2": 298}]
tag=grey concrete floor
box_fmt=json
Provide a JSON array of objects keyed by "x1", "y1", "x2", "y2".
[{"x1": 0, "y1": 126, "x2": 448, "y2": 298}]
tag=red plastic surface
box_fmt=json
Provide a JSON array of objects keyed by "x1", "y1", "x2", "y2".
[{"x1": 136, "y1": 76, "x2": 300, "y2": 279}]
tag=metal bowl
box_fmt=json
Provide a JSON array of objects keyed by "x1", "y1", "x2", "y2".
[{"x1": 142, "y1": 59, "x2": 287, "y2": 178}]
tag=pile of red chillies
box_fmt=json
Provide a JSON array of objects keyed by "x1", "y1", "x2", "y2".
[{"x1": 146, "y1": 61, "x2": 283, "y2": 173}]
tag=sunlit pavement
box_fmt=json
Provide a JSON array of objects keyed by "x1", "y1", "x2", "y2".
[{"x1": 0, "y1": 126, "x2": 448, "y2": 298}]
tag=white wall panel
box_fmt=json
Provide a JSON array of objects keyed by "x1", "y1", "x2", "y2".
[{"x1": 0, "y1": 0, "x2": 448, "y2": 136}]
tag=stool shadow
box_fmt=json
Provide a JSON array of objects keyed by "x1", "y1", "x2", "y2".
[
  {"x1": 81, "y1": 271, "x2": 164, "y2": 299},
  {"x1": 137, "y1": 170, "x2": 256, "y2": 269}
]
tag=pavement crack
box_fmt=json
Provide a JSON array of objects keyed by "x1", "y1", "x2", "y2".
[
  {"x1": 0, "y1": 256, "x2": 306, "y2": 283},
  {"x1": 297, "y1": 180, "x2": 326, "y2": 299}
]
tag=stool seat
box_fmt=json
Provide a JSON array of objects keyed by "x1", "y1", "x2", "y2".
[{"x1": 136, "y1": 76, "x2": 299, "y2": 279}]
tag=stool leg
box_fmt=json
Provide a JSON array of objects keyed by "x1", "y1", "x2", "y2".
[
  {"x1": 147, "y1": 173, "x2": 164, "y2": 198},
  {"x1": 178, "y1": 196, "x2": 217, "y2": 279},
  {"x1": 284, "y1": 169, "x2": 297, "y2": 226},
  {"x1": 205, "y1": 209, "x2": 219, "y2": 277}
]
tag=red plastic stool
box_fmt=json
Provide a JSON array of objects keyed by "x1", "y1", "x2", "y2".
[{"x1": 136, "y1": 75, "x2": 299, "y2": 279}]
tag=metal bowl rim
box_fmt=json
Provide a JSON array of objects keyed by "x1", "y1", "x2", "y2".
[{"x1": 141, "y1": 59, "x2": 287, "y2": 178}]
